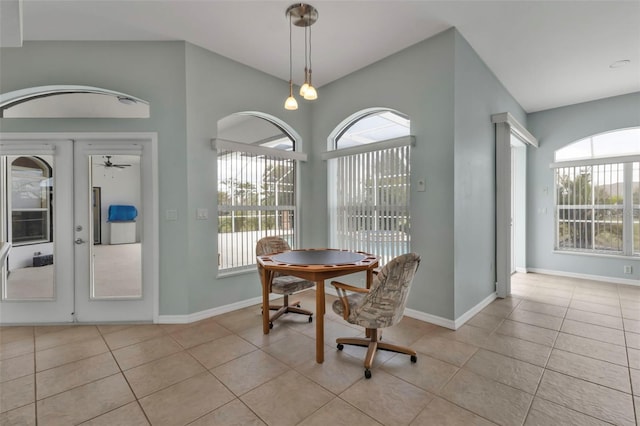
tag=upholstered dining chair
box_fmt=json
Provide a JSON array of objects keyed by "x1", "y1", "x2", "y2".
[
  {"x1": 256, "y1": 236, "x2": 314, "y2": 329},
  {"x1": 331, "y1": 252, "x2": 421, "y2": 378}
]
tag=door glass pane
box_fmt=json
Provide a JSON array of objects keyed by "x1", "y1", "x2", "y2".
[
  {"x1": 90, "y1": 155, "x2": 142, "y2": 299},
  {"x1": 4, "y1": 155, "x2": 55, "y2": 300}
]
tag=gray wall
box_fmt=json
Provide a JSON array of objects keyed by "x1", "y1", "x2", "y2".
[
  {"x1": 452, "y1": 32, "x2": 527, "y2": 318},
  {"x1": 527, "y1": 92, "x2": 640, "y2": 280},
  {"x1": 310, "y1": 28, "x2": 526, "y2": 321},
  {"x1": 310, "y1": 29, "x2": 457, "y2": 319}
]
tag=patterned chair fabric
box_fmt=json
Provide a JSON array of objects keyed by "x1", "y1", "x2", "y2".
[
  {"x1": 332, "y1": 252, "x2": 421, "y2": 329},
  {"x1": 255, "y1": 236, "x2": 315, "y2": 294}
]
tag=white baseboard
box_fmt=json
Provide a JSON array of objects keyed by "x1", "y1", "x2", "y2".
[
  {"x1": 333, "y1": 284, "x2": 496, "y2": 331},
  {"x1": 158, "y1": 287, "x2": 497, "y2": 331},
  {"x1": 157, "y1": 294, "x2": 278, "y2": 324},
  {"x1": 453, "y1": 291, "x2": 497, "y2": 330},
  {"x1": 515, "y1": 267, "x2": 528, "y2": 273},
  {"x1": 527, "y1": 268, "x2": 639, "y2": 287},
  {"x1": 404, "y1": 308, "x2": 456, "y2": 330}
]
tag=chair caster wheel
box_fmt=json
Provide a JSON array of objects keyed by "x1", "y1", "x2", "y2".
[
  {"x1": 411, "y1": 355, "x2": 417, "y2": 363},
  {"x1": 269, "y1": 322, "x2": 273, "y2": 329},
  {"x1": 364, "y1": 369, "x2": 372, "y2": 379},
  {"x1": 308, "y1": 316, "x2": 313, "y2": 323},
  {"x1": 337, "y1": 343, "x2": 344, "y2": 351}
]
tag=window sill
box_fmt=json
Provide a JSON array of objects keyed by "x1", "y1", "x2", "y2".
[
  {"x1": 12, "y1": 239, "x2": 50, "y2": 247},
  {"x1": 553, "y1": 250, "x2": 640, "y2": 261}
]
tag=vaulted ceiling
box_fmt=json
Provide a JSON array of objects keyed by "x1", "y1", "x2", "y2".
[{"x1": 1, "y1": 1, "x2": 639, "y2": 113}]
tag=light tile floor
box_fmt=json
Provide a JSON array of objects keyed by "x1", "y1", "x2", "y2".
[{"x1": 1, "y1": 273, "x2": 639, "y2": 425}]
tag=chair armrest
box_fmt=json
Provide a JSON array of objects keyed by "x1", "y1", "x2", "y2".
[
  {"x1": 331, "y1": 281, "x2": 370, "y2": 294},
  {"x1": 331, "y1": 281, "x2": 369, "y2": 320}
]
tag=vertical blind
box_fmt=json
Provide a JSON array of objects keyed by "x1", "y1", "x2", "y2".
[
  {"x1": 217, "y1": 149, "x2": 296, "y2": 271},
  {"x1": 333, "y1": 145, "x2": 410, "y2": 264}
]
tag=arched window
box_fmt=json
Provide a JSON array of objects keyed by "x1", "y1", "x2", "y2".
[
  {"x1": 9, "y1": 156, "x2": 53, "y2": 245},
  {"x1": 553, "y1": 128, "x2": 639, "y2": 256},
  {"x1": 335, "y1": 110, "x2": 410, "y2": 149},
  {"x1": 327, "y1": 109, "x2": 412, "y2": 264},
  {"x1": 0, "y1": 85, "x2": 149, "y2": 118},
  {"x1": 215, "y1": 112, "x2": 305, "y2": 272}
]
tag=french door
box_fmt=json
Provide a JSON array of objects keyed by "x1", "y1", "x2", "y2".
[{"x1": 0, "y1": 135, "x2": 157, "y2": 323}]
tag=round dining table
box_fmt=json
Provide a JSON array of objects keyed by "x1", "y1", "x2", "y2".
[{"x1": 256, "y1": 248, "x2": 379, "y2": 363}]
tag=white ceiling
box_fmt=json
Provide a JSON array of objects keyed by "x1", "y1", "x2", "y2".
[{"x1": 2, "y1": 0, "x2": 639, "y2": 112}]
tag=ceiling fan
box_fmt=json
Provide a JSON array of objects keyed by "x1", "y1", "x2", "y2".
[{"x1": 98, "y1": 155, "x2": 131, "y2": 169}]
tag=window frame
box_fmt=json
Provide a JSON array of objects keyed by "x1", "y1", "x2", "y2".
[
  {"x1": 327, "y1": 109, "x2": 413, "y2": 265},
  {"x1": 552, "y1": 128, "x2": 639, "y2": 258},
  {"x1": 8, "y1": 156, "x2": 52, "y2": 246},
  {"x1": 214, "y1": 114, "x2": 306, "y2": 275}
]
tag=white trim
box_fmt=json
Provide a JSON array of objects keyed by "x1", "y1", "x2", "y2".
[
  {"x1": 550, "y1": 155, "x2": 640, "y2": 169},
  {"x1": 455, "y1": 291, "x2": 498, "y2": 329},
  {"x1": 493, "y1": 113, "x2": 537, "y2": 299},
  {"x1": 0, "y1": 85, "x2": 149, "y2": 109},
  {"x1": 404, "y1": 308, "x2": 456, "y2": 330},
  {"x1": 495, "y1": 121, "x2": 511, "y2": 298},
  {"x1": 331, "y1": 286, "x2": 496, "y2": 331},
  {"x1": 0, "y1": 143, "x2": 56, "y2": 155},
  {"x1": 515, "y1": 267, "x2": 528, "y2": 274},
  {"x1": 0, "y1": 132, "x2": 158, "y2": 141},
  {"x1": 157, "y1": 293, "x2": 280, "y2": 324},
  {"x1": 491, "y1": 112, "x2": 538, "y2": 147},
  {"x1": 212, "y1": 138, "x2": 307, "y2": 162},
  {"x1": 527, "y1": 268, "x2": 639, "y2": 287},
  {"x1": 321, "y1": 135, "x2": 415, "y2": 160}
]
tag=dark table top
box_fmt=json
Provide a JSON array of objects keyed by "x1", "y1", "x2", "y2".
[{"x1": 271, "y1": 249, "x2": 367, "y2": 266}]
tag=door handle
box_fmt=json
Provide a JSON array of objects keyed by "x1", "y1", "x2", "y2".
[{"x1": 75, "y1": 238, "x2": 85, "y2": 245}]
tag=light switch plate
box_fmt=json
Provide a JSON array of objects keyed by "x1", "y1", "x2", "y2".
[
  {"x1": 417, "y1": 178, "x2": 426, "y2": 192},
  {"x1": 196, "y1": 208, "x2": 208, "y2": 220}
]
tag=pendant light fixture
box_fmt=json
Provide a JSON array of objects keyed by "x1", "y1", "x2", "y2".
[
  {"x1": 284, "y1": 11, "x2": 298, "y2": 110},
  {"x1": 284, "y1": 3, "x2": 318, "y2": 110}
]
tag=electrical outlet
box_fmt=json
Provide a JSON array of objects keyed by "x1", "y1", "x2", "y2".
[{"x1": 624, "y1": 265, "x2": 632, "y2": 274}]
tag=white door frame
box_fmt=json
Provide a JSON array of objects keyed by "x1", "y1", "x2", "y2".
[
  {"x1": 492, "y1": 114, "x2": 538, "y2": 298},
  {"x1": 0, "y1": 132, "x2": 159, "y2": 323}
]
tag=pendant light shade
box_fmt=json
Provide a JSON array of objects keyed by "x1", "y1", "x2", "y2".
[
  {"x1": 285, "y1": 80, "x2": 298, "y2": 110},
  {"x1": 303, "y1": 85, "x2": 317, "y2": 100},
  {"x1": 284, "y1": 3, "x2": 318, "y2": 109}
]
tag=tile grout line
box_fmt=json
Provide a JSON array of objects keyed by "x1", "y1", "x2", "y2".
[
  {"x1": 619, "y1": 283, "x2": 639, "y2": 426},
  {"x1": 520, "y1": 278, "x2": 574, "y2": 426},
  {"x1": 101, "y1": 324, "x2": 155, "y2": 426}
]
